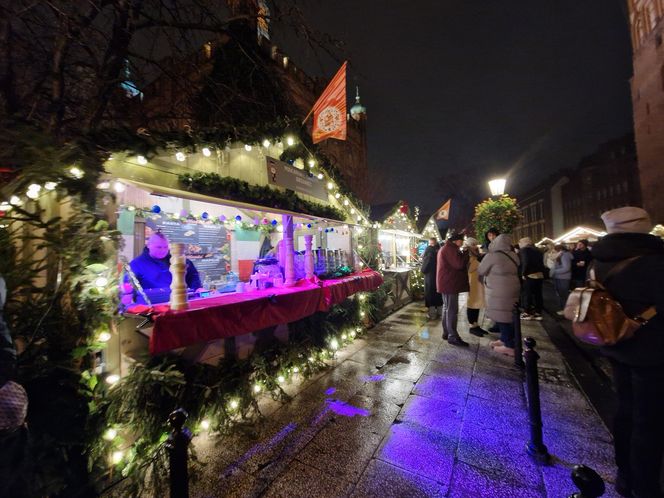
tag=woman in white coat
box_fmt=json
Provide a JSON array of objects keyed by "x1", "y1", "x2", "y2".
[{"x1": 477, "y1": 234, "x2": 521, "y2": 356}]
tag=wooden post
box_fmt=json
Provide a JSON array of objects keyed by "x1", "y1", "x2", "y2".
[
  {"x1": 304, "y1": 234, "x2": 314, "y2": 279},
  {"x1": 169, "y1": 243, "x2": 189, "y2": 310},
  {"x1": 282, "y1": 215, "x2": 296, "y2": 287}
]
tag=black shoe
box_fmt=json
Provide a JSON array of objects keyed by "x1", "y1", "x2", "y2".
[
  {"x1": 448, "y1": 336, "x2": 469, "y2": 347},
  {"x1": 442, "y1": 332, "x2": 449, "y2": 340},
  {"x1": 469, "y1": 326, "x2": 488, "y2": 337}
]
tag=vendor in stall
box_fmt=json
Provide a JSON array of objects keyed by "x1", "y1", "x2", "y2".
[{"x1": 129, "y1": 232, "x2": 203, "y2": 293}]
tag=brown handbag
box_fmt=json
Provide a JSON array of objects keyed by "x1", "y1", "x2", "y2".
[{"x1": 563, "y1": 257, "x2": 657, "y2": 346}]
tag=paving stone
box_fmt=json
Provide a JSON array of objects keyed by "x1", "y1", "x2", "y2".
[
  {"x1": 412, "y1": 373, "x2": 470, "y2": 405},
  {"x1": 542, "y1": 428, "x2": 616, "y2": 482},
  {"x1": 457, "y1": 421, "x2": 544, "y2": 489},
  {"x1": 347, "y1": 346, "x2": 396, "y2": 368},
  {"x1": 377, "y1": 350, "x2": 429, "y2": 382},
  {"x1": 262, "y1": 460, "x2": 354, "y2": 498},
  {"x1": 540, "y1": 460, "x2": 624, "y2": 498},
  {"x1": 539, "y1": 383, "x2": 593, "y2": 411},
  {"x1": 192, "y1": 467, "x2": 264, "y2": 498},
  {"x1": 469, "y1": 371, "x2": 526, "y2": 405},
  {"x1": 448, "y1": 462, "x2": 544, "y2": 498},
  {"x1": 396, "y1": 394, "x2": 464, "y2": 440},
  {"x1": 424, "y1": 359, "x2": 474, "y2": 380},
  {"x1": 473, "y1": 360, "x2": 524, "y2": 382},
  {"x1": 463, "y1": 395, "x2": 530, "y2": 439},
  {"x1": 540, "y1": 403, "x2": 613, "y2": 442},
  {"x1": 376, "y1": 421, "x2": 456, "y2": 485},
  {"x1": 328, "y1": 394, "x2": 402, "y2": 436},
  {"x1": 355, "y1": 376, "x2": 414, "y2": 406},
  {"x1": 351, "y1": 459, "x2": 448, "y2": 498}
]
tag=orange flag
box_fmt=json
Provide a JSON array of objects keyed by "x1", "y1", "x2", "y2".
[
  {"x1": 312, "y1": 62, "x2": 347, "y2": 144},
  {"x1": 435, "y1": 199, "x2": 451, "y2": 221}
]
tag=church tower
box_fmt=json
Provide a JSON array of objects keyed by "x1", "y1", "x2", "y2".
[{"x1": 627, "y1": 0, "x2": 664, "y2": 222}]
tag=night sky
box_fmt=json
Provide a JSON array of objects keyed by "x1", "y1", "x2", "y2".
[{"x1": 276, "y1": 1, "x2": 635, "y2": 215}]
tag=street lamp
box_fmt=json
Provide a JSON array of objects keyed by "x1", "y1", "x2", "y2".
[{"x1": 488, "y1": 178, "x2": 507, "y2": 197}]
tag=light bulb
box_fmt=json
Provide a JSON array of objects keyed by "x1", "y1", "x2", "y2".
[
  {"x1": 308, "y1": 356, "x2": 315, "y2": 362},
  {"x1": 360, "y1": 311, "x2": 366, "y2": 318},
  {"x1": 26, "y1": 189, "x2": 39, "y2": 200},
  {"x1": 293, "y1": 366, "x2": 299, "y2": 374},
  {"x1": 229, "y1": 399, "x2": 239, "y2": 410},
  {"x1": 113, "y1": 181, "x2": 125, "y2": 193},
  {"x1": 69, "y1": 167, "x2": 84, "y2": 179},
  {"x1": 175, "y1": 152, "x2": 186, "y2": 162},
  {"x1": 202, "y1": 147, "x2": 211, "y2": 157},
  {"x1": 330, "y1": 338, "x2": 339, "y2": 350},
  {"x1": 97, "y1": 181, "x2": 110, "y2": 190},
  {"x1": 286, "y1": 136, "x2": 295, "y2": 146},
  {"x1": 98, "y1": 331, "x2": 112, "y2": 342},
  {"x1": 111, "y1": 450, "x2": 124, "y2": 465},
  {"x1": 350, "y1": 331, "x2": 356, "y2": 338},
  {"x1": 341, "y1": 334, "x2": 347, "y2": 340},
  {"x1": 262, "y1": 139, "x2": 270, "y2": 148},
  {"x1": 334, "y1": 192, "x2": 341, "y2": 199},
  {"x1": 359, "y1": 294, "x2": 366, "y2": 301},
  {"x1": 137, "y1": 155, "x2": 147, "y2": 165},
  {"x1": 317, "y1": 173, "x2": 323, "y2": 180},
  {"x1": 277, "y1": 375, "x2": 285, "y2": 383},
  {"x1": 105, "y1": 374, "x2": 120, "y2": 385},
  {"x1": 253, "y1": 384, "x2": 262, "y2": 393},
  {"x1": 95, "y1": 277, "x2": 108, "y2": 288},
  {"x1": 244, "y1": 144, "x2": 252, "y2": 152},
  {"x1": 44, "y1": 182, "x2": 57, "y2": 190},
  {"x1": 200, "y1": 419, "x2": 210, "y2": 430},
  {"x1": 0, "y1": 202, "x2": 11, "y2": 211},
  {"x1": 327, "y1": 182, "x2": 334, "y2": 190},
  {"x1": 9, "y1": 196, "x2": 21, "y2": 206},
  {"x1": 350, "y1": 208, "x2": 355, "y2": 215},
  {"x1": 103, "y1": 428, "x2": 117, "y2": 441},
  {"x1": 343, "y1": 199, "x2": 349, "y2": 206},
  {"x1": 308, "y1": 159, "x2": 315, "y2": 168}
]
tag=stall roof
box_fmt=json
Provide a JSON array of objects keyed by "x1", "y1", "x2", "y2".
[{"x1": 551, "y1": 226, "x2": 607, "y2": 244}]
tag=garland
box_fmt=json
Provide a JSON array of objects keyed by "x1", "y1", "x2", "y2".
[{"x1": 179, "y1": 172, "x2": 345, "y2": 221}]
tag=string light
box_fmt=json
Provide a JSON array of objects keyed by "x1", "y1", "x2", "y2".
[
  {"x1": 137, "y1": 155, "x2": 148, "y2": 165},
  {"x1": 343, "y1": 199, "x2": 349, "y2": 206},
  {"x1": 0, "y1": 202, "x2": 11, "y2": 211},
  {"x1": 293, "y1": 366, "x2": 299, "y2": 374},
  {"x1": 350, "y1": 208, "x2": 355, "y2": 214},
  {"x1": 106, "y1": 374, "x2": 120, "y2": 385},
  {"x1": 69, "y1": 167, "x2": 84, "y2": 179},
  {"x1": 113, "y1": 181, "x2": 125, "y2": 193},
  {"x1": 103, "y1": 428, "x2": 117, "y2": 441},
  {"x1": 26, "y1": 184, "x2": 41, "y2": 199},
  {"x1": 111, "y1": 451, "x2": 124, "y2": 465},
  {"x1": 202, "y1": 147, "x2": 211, "y2": 157},
  {"x1": 286, "y1": 136, "x2": 295, "y2": 146},
  {"x1": 44, "y1": 182, "x2": 57, "y2": 190},
  {"x1": 277, "y1": 375, "x2": 285, "y2": 383},
  {"x1": 9, "y1": 196, "x2": 21, "y2": 206},
  {"x1": 200, "y1": 419, "x2": 210, "y2": 430},
  {"x1": 317, "y1": 173, "x2": 323, "y2": 180},
  {"x1": 330, "y1": 338, "x2": 339, "y2": 350},
  {"x1": 175, "y1": 152, "x2": 186, "y2": 162},
  {"x1": 262, "y1": 139, "x2": 271, "y2": 148},
  {"x1": 229, "y1": 399, "x2": 239, "y2": 410},
  {"x1": 341, "y1": 333, "x2": 347, "y2": 340},
  {"x1": 98, "y1": 331, "x2": 112, "y2": 342},
  {"x1": 244, "y1": 144, "x2": 252, "y2": 152},
  {"x1": 308, "y1": 159, "x2": 315, "y2": 168},
  {"x1": 327, "y1": 182, "x2": 334, "y2": 190},
  {"x1": 97, "y1": 181, "x2": 110, "y2": 190},
  {"x1": 253, "y1": 383, "x2": 262, "y2": 393},
  {"x1": 334, "y1": 192, "x2": 341, "y2": 199}
]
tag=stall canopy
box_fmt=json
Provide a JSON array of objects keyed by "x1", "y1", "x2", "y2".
[{"x1": 543, "y1": 226, "x2": 607, "y2": 245}]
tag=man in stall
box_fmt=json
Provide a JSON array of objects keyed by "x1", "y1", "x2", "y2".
[{"x1": 126, "y1": 232, "x2": 202, "y2": 303}]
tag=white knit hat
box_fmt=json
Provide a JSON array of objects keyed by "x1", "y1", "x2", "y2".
[
  {"x1": 601, "y1": 207, "x2": 652, "y2": 234},
  {"x1": 464, "y1": 237, "x2": 479, "y2": 247}
]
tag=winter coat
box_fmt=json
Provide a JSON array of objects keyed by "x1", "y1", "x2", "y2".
[
  {"x1": 478, "y1": 234, "x2": 521, "y2": 324},
  {"x1": 421, "y1": 244, "x2": 443, "y2": 307},
  {"x1": 519, "y1": 246, "x2": 546, "y2": 278},
  {"x1": 550, "y1": 251, "x2": 573, "y2": 281},
  {"x1": 571, "y1": 248, "x2": 593, "y2": 282},
  {"x1": 130, "y1": 247, "x2": 202, "y2": 291},
  {"x1": 436, "y1": 241, "x2": 470, "y2": 295},
  {"x1": 467, "y1": 252, "x2": 485, "y2": 309},
  {"x1": 591, "y1": 233, "x2": 664, "y2": 367}
]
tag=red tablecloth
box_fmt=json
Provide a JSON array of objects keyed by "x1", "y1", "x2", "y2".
[{"x1": 125, "y1": 270, "x2": 383, "y2": 354}]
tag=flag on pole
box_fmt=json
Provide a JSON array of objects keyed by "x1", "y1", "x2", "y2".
[
  {"x1": 434, "y1": 199, "x2": 452, "y2": 238},
  {"x1": 311, "y1": 62, "x2": 347, "y2": 144}
]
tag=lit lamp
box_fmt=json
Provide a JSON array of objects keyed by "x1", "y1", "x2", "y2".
[{"x1": 488, "y1": 178, "x2": 507, "y2": 197}]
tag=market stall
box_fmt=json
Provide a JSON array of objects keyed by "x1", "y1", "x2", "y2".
[{"x1": 99, "y1": 139, "x2": 381, "y2": 372}]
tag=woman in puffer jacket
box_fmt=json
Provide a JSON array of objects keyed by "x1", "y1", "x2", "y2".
[{"x1": 478, "y1": 234, "x2": 521, "y2": 356}]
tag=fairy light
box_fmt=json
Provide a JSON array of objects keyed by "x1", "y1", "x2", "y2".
[
  {"x1": 200, "y1": 419, "x2": 210, "y2": 430},
  {"x1": 26, "y1": 185, "x2": 40, "y2": 199},
  {"x1": 0, "y1": 202, "x2": 11, "y2": 212},
  {"x1": 97, "y1": 181, "x2": 110, "y2": 190},
  {"x1": 229, "y1": 399, "x2": 239, "y2": 410},
  {"x1": 350, "y1": 331, "x2": 356, "y2": 338},
  {"x1": 95, "y1": 277, "x2": 109, "y2": 288},
  {"x1": 330, "y1": 338, "x2": 339, "y2": 350},
  {"x1": 98, "y1": 331, "x2": 112, "y2": 342},
  {"x1": 350, "y1": 208, "x2": 355, "y2": 215},
  {"x1": 308, "y1": 159, "x2": 315, "y2": 168},
  {"x1": 317, "y1": 173, "x2": 324, "y2": 180},
  {"x1": 286, "y1": 136, "x2": 295, "y2": 146},
  {"x1": 334, "y1": 192, "x2": 341, "y2": 199},
  {"x1": 44, "y1": 182, "x2": 57, "y2": 190},
  {"x1": 262, "y1": 139, "x2": 271, "y2": 148},
  {"x1": 293, "y1": 366, "x2": 299, "y2": 374},
  {"x1": 202, "y1": 147, "x2": 211, "y2": 157},
  {"x1": 103, "y1": 428, "x2": 117, "y2": 441},
  {"x1": 327, "y1": 182, "x2": 334, "y2": 190},
  {"x1": 277, "y1": 375, "x2": 285, "y2": 383},
  {"x1": 69, "y1": 167, "x2": 84, "y2": 179},
  {"x1": 360, "y1": 311, "x2": 366, "y2": 318},
  {"x1": 137, "y1": 155, "x2": 148, "y2": 165},
  {"x1": 175, "y1": 152, "x2": 186, "y2": 162},
  {"x1": 244, "y1": 144, "x2": 252, "y2": 152},
  {"x1": 113, "y1": 181, "x2": 125, "y2": 193},
  {"x1": 308, "y1": 356, "x2": 315, "y2": 363},
  {"x1": 9, "y1": 196, "x2": 22, "y2": 206},
  {"x1": 341, "y1": 333, "x2": 347, "y2": 340},
  {"x1": 253, "y1": 383, "x2": 262, "y2": 393},
  {"x1": 105, "y1": 374, "x2": 120, "y2": 385},
  {"x1": 343, "y1": 199, "x2": 349, "y2": 206},
  {"x1": 111, "y1": 451, "x2": 124, "y2": 465}
]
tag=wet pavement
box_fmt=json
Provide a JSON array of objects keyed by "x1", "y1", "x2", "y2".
[{"x1": 191, "y1": 301, "x2": 620, "y2": 498}]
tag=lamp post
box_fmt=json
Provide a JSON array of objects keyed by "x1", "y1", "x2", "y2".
[{"x1": 488, "y1": 178, "x2": 507, "y2": 197}]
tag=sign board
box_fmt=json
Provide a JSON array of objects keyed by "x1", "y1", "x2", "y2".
[
  {"x1": 266, "y1": 156, "x2": 327, "y2": 201},
  {"x1": 145, "y1": 214, "x2": 231, "y2": 283}
]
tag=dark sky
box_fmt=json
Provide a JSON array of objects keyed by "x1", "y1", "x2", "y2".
[{"x1": 275, "y1": 1, "x2": 634, "y2": 214}]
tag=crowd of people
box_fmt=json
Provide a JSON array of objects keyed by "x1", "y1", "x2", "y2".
[{"x1": 420, "y1": 205, "x2": 664, "y2": 498}]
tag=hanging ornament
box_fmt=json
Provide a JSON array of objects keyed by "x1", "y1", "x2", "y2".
[
  {"x1": 271, "y1": 219, "x2": 278, "y2": 226},
  {"x1": 219, "y1": 215, "x2": 226, "y2": 222},
  {"x1": 179, "y1": 209, "x2": 188, "y2": 218},
  {"x1": 253, "y1": 218, "x2": 260, "y2": 225},
  {"x1": 201, "y1": 212, "x2": 209, "y2": 220},
  {"x1": 235, "y1": 215, "x2": 242, "y2": 222},
  {"x1": 262, "y1": 218, "x2": 269, "y2": 225},
  {"x1": 151, "y1": 205, "x2": 161, "y2": 214}
]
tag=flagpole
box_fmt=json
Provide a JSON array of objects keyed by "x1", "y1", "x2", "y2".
[{"x1": 301, "y1": 107, "x2": 314, "y2": 126}]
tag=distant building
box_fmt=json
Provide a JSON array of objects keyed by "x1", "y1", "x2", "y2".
[
  {"x1": 513, "y1": 175, "x2": 569, "y2": 243},
  {"x1": 627, "y1": 0, "x2": 664, "y2": 222},
  {"x1": 561, "y1": 135, "x2": 641, "y2": 229}
]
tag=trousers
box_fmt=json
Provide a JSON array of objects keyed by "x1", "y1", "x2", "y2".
[{"x1": 441, "y1": 293, "x2": 460, "y2": 339}]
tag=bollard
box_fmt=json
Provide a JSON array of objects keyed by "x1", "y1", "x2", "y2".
[
  {"x1": 568, "y1": 465, "x2": 605, "y2": 498},
  {"x1": 166, "y1": 408, "x2": 192, "y2": 498},
  {"x1": 513, "y1": 303, "x2": 524, "y2": 369},
  {"x1": 523, "y1": 337, "x2": 550, "y2": 463}
]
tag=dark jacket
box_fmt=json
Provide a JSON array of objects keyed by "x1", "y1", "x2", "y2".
[
  {"x1": 436, "y1": 241, "x2": 470, "y2": 294},
  {"x1": 592, "y1": 233, "x2": 664, "y2": 366},
  {"x1": 571, "y1": 248, "x2": 593, "y2": 282},
  {"x1": 421, "y1": 244, "x2": 443, "y2": 307},
  {"x1": 519, "y1": 246, "x2": 546, "y2": 278},
  {"x1": 129, "y1": 247, "x2": 202, "y2": 291}
]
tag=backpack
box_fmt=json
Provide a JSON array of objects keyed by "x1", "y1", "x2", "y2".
[{"x1": 563, "y1": 256, "x2": 657, "y2": 346}]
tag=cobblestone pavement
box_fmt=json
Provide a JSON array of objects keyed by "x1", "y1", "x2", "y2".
[{"x1": 191, "y1": 301, "x2": 620, "y2": 498}]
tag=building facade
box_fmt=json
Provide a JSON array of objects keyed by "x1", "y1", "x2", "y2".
[
  {"x1": 513, "y1": 175, "x2": 569, "y2": 243},
  {"x1": 627, "y1": 0, "x2": 664, "y2": 222},
  {"x1": 561, "y1": 135, "x2": 641, "y2": 229}
]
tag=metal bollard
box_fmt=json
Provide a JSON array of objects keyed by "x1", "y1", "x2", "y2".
[
  {"x1": 513, "y1": 303, "x2": 524, "y2": 368},
  {"x1": 523, "y1": 337, "x2": 550, "y2": 463},
  {"x1": 166, "y1": 408, "x2": 192, "y2": 498},
  {"x1": 568, "y1": 465, "x2": 605, "y2": 498}
]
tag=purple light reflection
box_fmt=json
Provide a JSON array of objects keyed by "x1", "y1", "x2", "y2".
[
  {"x1": 325, "y1": 399, "x2": 370, "y2": 418},
  {"x1": 325, "y1": 387, "x2": 337, "y2": 395},
  {"x1": 360, "y1": 374, "x2": 386, "y2": 383}
]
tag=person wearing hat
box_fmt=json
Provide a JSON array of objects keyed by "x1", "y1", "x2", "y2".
[
  {"x1": 518, "y1": 237, "x2": 546, "y2": 321},
  {"x1": 436, "y1": 232, "x2": 470, "y2": 347},
  {"x1": 421, "y1": 237, "x2": 443, "y2": 320},
  {"x1": 464, "y1": 237, "x2": 488, "y2": 336},
  {"x1": 591, "y1": 207, "x2": 664, "y2": 498}
]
